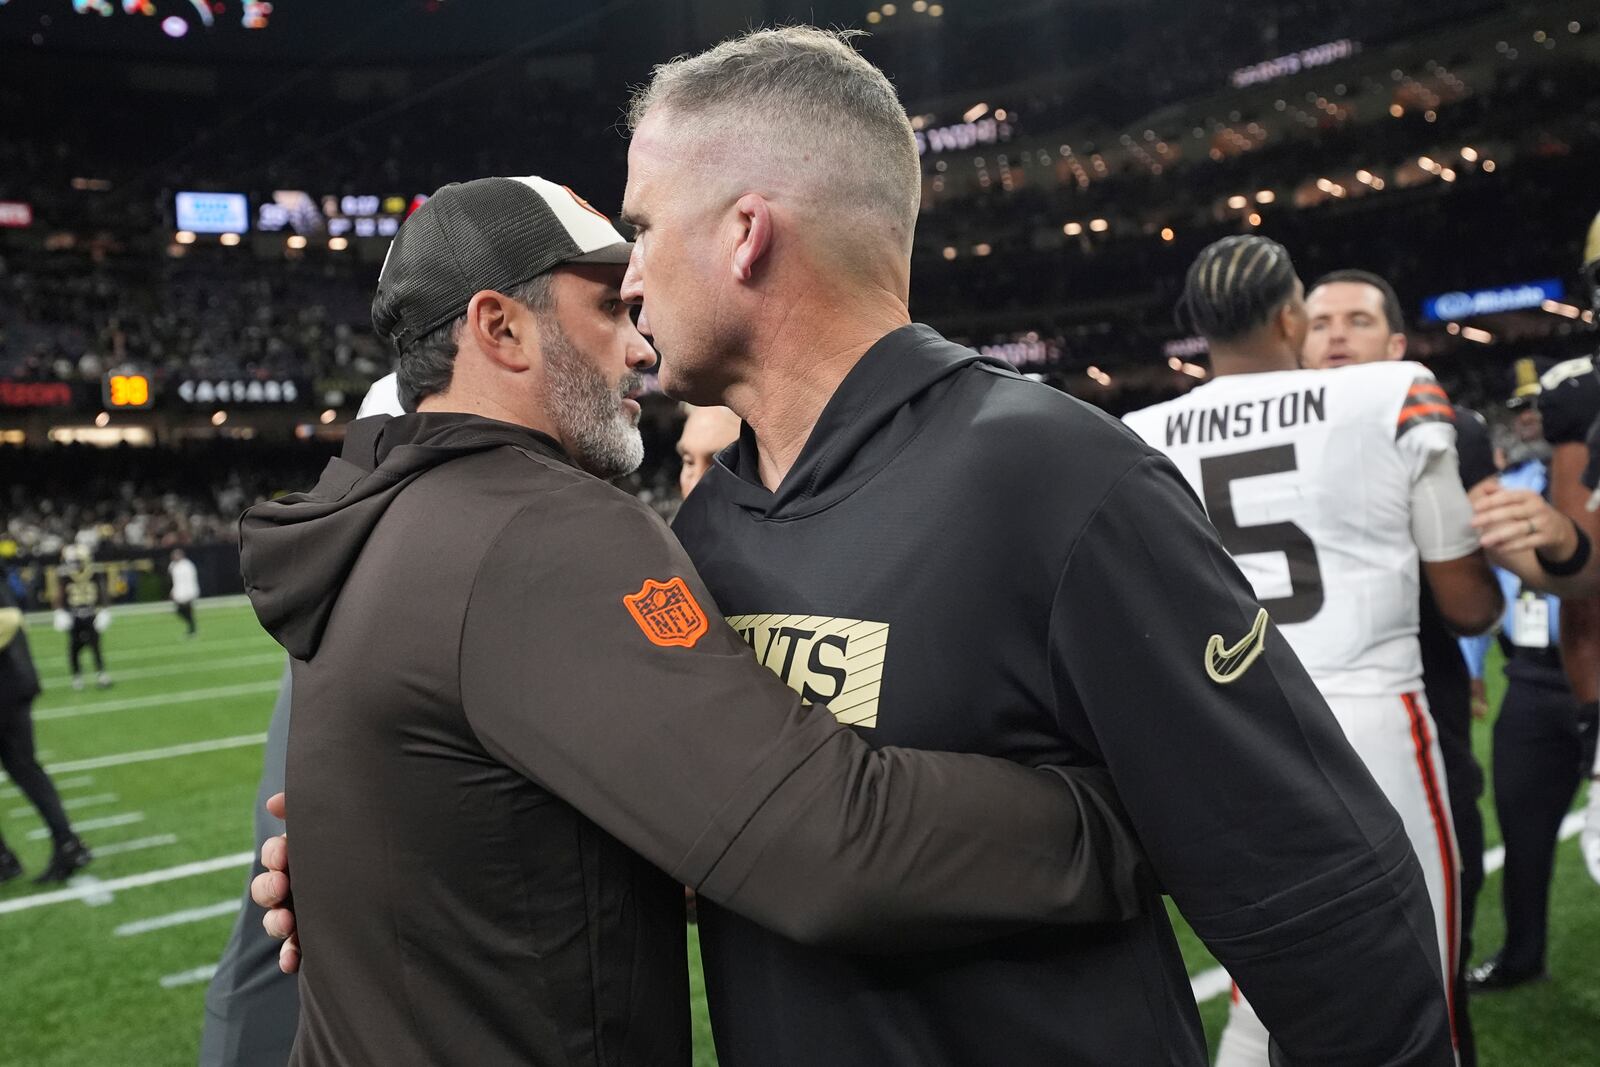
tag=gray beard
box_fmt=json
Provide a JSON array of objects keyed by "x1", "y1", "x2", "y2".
[{"x1": 543, "y1": 320, "x2": 645, "y2": 480}]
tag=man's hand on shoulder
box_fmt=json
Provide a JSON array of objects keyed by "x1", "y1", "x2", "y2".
[{"x1": 251, "y1": 791, "x2": 300, "y2": 974}]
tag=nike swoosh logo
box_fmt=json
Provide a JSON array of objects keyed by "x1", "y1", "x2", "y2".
[{"x1": 1205, "y1": 608, "x2": 1269, "y2": 685}]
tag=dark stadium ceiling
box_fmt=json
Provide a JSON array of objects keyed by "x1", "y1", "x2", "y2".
[{"x1": 0, "y1": 0, "x2": 1135, "y2": 60}]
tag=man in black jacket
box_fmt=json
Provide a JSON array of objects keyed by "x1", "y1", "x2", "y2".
[
  {"x1": 0, "y1": 581, "x2": 90, "y2": 883},
  {"x1": 616, "y1": 25, "x2": 1453, "y2": 1067}
]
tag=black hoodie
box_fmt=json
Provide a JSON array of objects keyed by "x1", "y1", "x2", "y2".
[
  {"x1": 239, "y1": 411, "x2": 1150, "y2": 1067},
  {"x1": 673, "y1": 324, "x2": 1454, "y2": 1067}
]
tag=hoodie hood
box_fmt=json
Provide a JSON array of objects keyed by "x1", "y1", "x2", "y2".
[
  {"x1": 716, "y1": 323, "x2": 1009, "y2": 518},
  {"x1": 240, "y1": 412, "x2": 567, "y2": 659}
]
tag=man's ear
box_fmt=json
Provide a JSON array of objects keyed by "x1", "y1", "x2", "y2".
[
  {"x1": 1277, "y1": 300, "x2": 1299, "y2": 343},
  {"x1": 731, "y1": 193, "x2": 773, "y2": 284},
  {"x1": 1387, "y1": 331, "x2": 1408, "y2": 361},
  {"x1": 464, "y1": 290, "x2": 535, "y2": 372}
]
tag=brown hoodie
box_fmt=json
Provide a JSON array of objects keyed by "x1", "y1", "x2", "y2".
[{"x1": 239, "y1": 411, "x2": 1146, "y2": 1067}]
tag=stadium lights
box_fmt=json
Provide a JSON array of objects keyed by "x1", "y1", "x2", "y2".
[
  {"x1": 1356, "y1": 169, "x2": 1374, "y2": 184},
  {"x1": 913, "y1": 0, "x2": 927, "y2": 9},
  {"x1": 1424, "y1": 110, "x2": 1437, "y2": 123},
  {"x1": 1168, "y1": 356, "x2": 1183, "y2": 370},
  {"x1": 1316, "y1": 178, "x2": 1334, "y2": 192},
  {"x1": 1370, "y1": 177, "x2": 1386, "y2": 190},
  {"x1": 1585, "y1": 310, "x2": 1597, "y2": 324},
  {"x1": 1181, "y1": 362, "x2": 1207, "y2": 379},
  {"x1": 1440, "y1": 168, "x2": 1457, "y2": 182},
  {"x1": 1086, "y1": 366, "x2": 1112, "y2": 386},
  {"x1": 211, "y1": 411, "x2": 228, "y2": 426},
  {"x1": 994, "y1": 108, "x2": 1007, "y2": 121},
  {"x1": 866, "y1": 10, "x2": 880, "y2": 21},
  {"x1": 1160, "y1": 227, "x2": 1175, "y2": 242},
  {"x1": 963, "y1": 102, "x2": 989, "y2": 123},
  {"x1": 95, "y1": 412, "x2": 110, "y2": 428},
  {"x1": 1543, "y1": 300, "x2": 1583, "y2": 319},
  {"x1": 219, "y1": 232, "x2": 241, "y2": 246},
  {"x1": 1460, "y1": 146, "x2": 1479, "y2": 162},
  {"x1": 175, "y1": 230, "x2": 196, "y2": 244},
  {"x1": 881, "y1": 3, "x2": 897, "y2": 14},
  {"x1": 1418, "y1": 156, "x2": 1436, "y2": 171},
  {"x1": 320, "y1": 409, "x2": 338, "y2": 425},
  {"x1": 1460, "y1": 326, "x2": 1493, "y2": 344},
  {"x1": 1088, "y1": 218, "x2": 1109, "y2": 232},
  {"x1": 1255, "y1": 190, "x2": 1275, "y2": 204},
  {"x1": 1390, "y1": 104, "x2": 1404, "y2": 118},
  {"x1": 973, "y1": 243, "x2": 992, "y2": 257},
  {"x1": 928, "y1": 4, "x2": 943, "y2": 15},
  {"x1": 1247, "y1": 212, "x2": 1262, "y2": 226},
  {"x1": 1482, "y1": 160, "x2": 1496, "y2": 173},
  {"x1": 1446, "y1": 322, "x2": 1461, "y2": 335},
  {"x1": 1227, "y1": 195, "x2": 1248, "y2": 209},
  {"x1": 942, "y1": 245, "x2": 958, "y2": 259},
  {"x1": 1571, "y1": 21, "x2": 1581, "y2": 33},
  {"x1": 1063, "y1": 222, "x2": 1083, "y2": 236},
  {"x1": 328, "y1": 236, "x2": 349, "y2": 251},
  {"x1": 287, "y1": 235, "x2": 307, "y2": 250}
]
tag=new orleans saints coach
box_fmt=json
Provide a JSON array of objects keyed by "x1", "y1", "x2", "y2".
[{"x1": 237, "y1": 175, "x2": 1146, "y2": 1065}]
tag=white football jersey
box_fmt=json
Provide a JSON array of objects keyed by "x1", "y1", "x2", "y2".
[{"x1": 1124, "y1": 361, "x2": 1465, "y2": 698}]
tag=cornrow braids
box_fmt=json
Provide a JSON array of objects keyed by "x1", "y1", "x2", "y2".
[{"x1": 1176, "y1": 235, "x2": 1299, "y2": 343}]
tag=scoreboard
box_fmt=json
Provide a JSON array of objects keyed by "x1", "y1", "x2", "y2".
[
  {"x1": 103, "y1": 373, "x2": 154, "y2": 410},
  {"x1": 257, "y1": 190, "x2": 428, "y2": 240}
]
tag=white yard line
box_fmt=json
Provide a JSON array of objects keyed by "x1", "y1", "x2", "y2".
[
  {"x1": 73, "y1": 875, "x2": 115, "y2": 907},
  {"x1": 0, "y1": 734, "x2": 267, "y2": 784},
  {"x1": 0, "y1": 851, "x2": 253, "y2": 915},
  {"x1": 158, "y1": 963, "x2": 221, "y2": 989},
  {"x1": 0, "y1": 774, "x2": 93, "y2": 799},
  {"x1": 116, "y1": 899, "x2": 241, "y2": 937},
  {"x1": 11, "y1": 793, "x2": 118, "y2": 819},
  {"x1": 28, "y1": 812, "x2": 143, "y2": 841},
  {"x1": 34, "y1": 637, "x2": 278, "y2": 676},
  {"x1": 49, "y1": 734, "x2": 267, "y2": 776},
  {"x1": 36, "y1": 651, "x2": 284, "y2": 690},
  {"x1": 91, "y1": 834, "x2": 179, "y2": 858},
  {"x1": 1187, "y1": 812, "x2": 1589, "y2": 1003},
  {"x1": 34, "y1": 680, "x2": 280, "y2": 722},
  {"x1": 23, "y1": 594, "x2": 252, "y2": 626}
]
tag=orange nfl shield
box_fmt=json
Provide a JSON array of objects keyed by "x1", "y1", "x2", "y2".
[{"x1": 623, "y1": 577, "x2": 710, "y2": 649}]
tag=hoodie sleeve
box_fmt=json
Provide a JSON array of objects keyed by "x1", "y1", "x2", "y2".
[
  {"x1": 1047, "y1": 455, "x2": 1453, "y2": 1066},
  {"x1": 457, "y1": 483, "x2": 1148, "y2": 952}
]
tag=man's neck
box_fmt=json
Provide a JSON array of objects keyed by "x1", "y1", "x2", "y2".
[
  {"x1": 1207, "y1": 338, "x2": 1300, "y2": 378},
  {"x1": 727, "y1": 290, "x2": 910, "y2": 491},
  {"x1": 417, "y1": 386, "x2": 554, "y2": 439}
]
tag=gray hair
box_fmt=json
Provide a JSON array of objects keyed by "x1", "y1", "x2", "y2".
[
  {"x1": 626, "y1": 26, "x2": 921, "y2": 248},
  {"x1": 396, "y1": 273, "x2": 554, "y2": 410}
]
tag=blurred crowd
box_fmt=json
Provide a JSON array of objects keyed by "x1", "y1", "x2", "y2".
[{"x1": 0, "y1": 439, "x2": 334, "y2": 567}]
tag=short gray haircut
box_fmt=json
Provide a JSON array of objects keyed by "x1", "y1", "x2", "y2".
[
  {"x1": 396, "y1": 273, "x2": 553, "y2": 410},
  {"x1": 626, "y1": 26, "x2": 921, "y2": 247}
]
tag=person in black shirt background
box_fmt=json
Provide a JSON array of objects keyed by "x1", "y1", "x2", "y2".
[{"x1": 0, "y1": 580, "x2": 92, "y2": 884}]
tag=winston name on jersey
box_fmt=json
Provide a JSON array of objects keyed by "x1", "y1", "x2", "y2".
[{"x1": 1124, "y1": 361, "x2": 1457, "y2": 698}]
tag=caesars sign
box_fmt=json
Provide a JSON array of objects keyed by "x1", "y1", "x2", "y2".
[{"x1": 177, "y1": 379, "x2": 302, "y2": 405}]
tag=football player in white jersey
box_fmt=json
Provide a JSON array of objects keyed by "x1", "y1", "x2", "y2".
[{"x1": 1124, "y1": 235, "x2": 1502, "y2": 1067}]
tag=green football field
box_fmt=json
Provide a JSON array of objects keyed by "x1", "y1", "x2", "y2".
[{"x1": 1, "y1": 600, "x2": 1596, "y2": 1066}]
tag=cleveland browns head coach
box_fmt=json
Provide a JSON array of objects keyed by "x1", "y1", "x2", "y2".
[{"x1": 236, "y1": 174, "x2": 1148, "y2": 1066}]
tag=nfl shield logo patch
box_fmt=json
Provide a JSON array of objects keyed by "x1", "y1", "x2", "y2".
[{"x1": 623, "y1": 577, "x2": 710, "y2": 649}]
